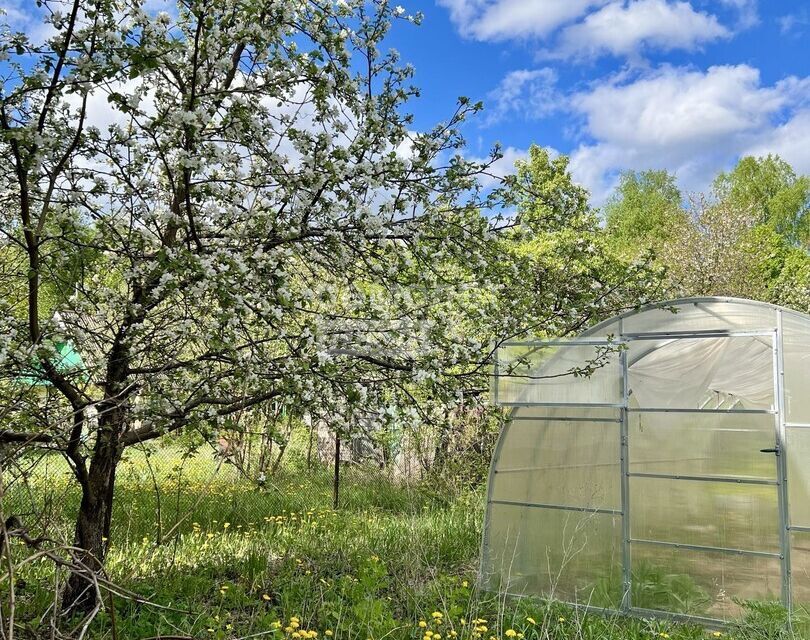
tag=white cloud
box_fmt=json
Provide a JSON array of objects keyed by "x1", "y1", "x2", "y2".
[
  {"x1": 743, "y1": 110, "x2": 810, "y2": 175},
  {"x1": 483, "y1": 68, "x2": 559, "y2": 125},
  {"x1": 0, "y1": 0, "x2": 55, "y2": 45},
  {"x1": 778, "y1": 8, "x2": 810, "y2": 36},
  {"x1": 566, "y1": 65, "x2": 810, "y2": 203},
  {"x1": 436, "y1": 0, "x2": 606, "y2": 41},
  {"x1": 554, "y1": 0, "x2": 729, "y2": 60},
  {"x1": 719, "y1": 0, "x2": 759, "y2": 30},
  {"x1": 438, "y1": 0, "x2": 739, "y2": 61}
]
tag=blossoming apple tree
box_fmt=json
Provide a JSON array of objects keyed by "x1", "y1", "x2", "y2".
[{"x1": 0, "y1": 0, "x2": 658, "y2": 607}]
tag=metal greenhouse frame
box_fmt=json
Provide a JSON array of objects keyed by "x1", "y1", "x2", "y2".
[{"x1": 480, "y1": 298, "x2": 810, "y2": 626}]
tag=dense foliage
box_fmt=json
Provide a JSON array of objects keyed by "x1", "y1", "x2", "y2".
[{"x1": 604, "y1": 155, "x2": 810, "y2": 311}]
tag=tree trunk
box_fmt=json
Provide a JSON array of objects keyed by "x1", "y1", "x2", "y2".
[{"x1": 63, "y1": 409, "x2": 123, "y2": 612}]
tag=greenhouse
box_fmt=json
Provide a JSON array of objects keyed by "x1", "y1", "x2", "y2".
[{"x1": 481, "y1": 297, "x2": 810, "y2": 625}]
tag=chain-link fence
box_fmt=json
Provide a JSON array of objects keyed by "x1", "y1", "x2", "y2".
[{"x1": 4, "y1": 414, "x2": 498, "y2": 547}]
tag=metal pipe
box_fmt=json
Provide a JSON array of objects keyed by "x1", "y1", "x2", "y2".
[
  {"x1": 619, "y1": 319, "x2": 632, "y2": 613},
  {"x1": 623, "y1": 329, "x2": 776, "y2": 340},
  {"x1": 789, "y1": 525, "x2": 810, "y2": 533},
  {"x1": 488, "y1": 498, "x2": 622, "y2": 516},
  {"x1": 628, "y1": 471, "x2": 777, "y2": 486},
  {"x1": 774, "y1": 313, "x2": 792, "y2": 612},
  {"x1": 629, "y1": 606, "x2": 728, "y2": 628},
  {"x1": 500, "y1": 401, "x2": 625, "y2": 408},
  {"x1": 508, "y1": 416, "x2": 621, "y2": 423},
  {"x1": 500, "y1": 339, "x2": 622, "y2": 346},
  {"x1": 628, "y1": 407, "x2": 776, "y2": 414},
  {"x1": 629, "y1": 537, "x2": 781, "y2": 558}
]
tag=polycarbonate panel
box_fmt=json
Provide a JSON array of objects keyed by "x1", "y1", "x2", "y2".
[
  {"x1": 630, "y1": 477, "x2": 780, "y2": 553},
  {"x1": 783, "y1": 313, "x2": 810, "y2": 423},
  {"x1": 482, "y1": 502, "x2": 622, "y2": 607},
  {"x1": 787, "y1": 427, "x2": 810, "y2": 527},
  {"x1": 630, "y1": 544, "x2": 781, "y2": 620},
  {"x1": 495, "y1": 342, "x2": 622, "y2": 405},
  {"x1": 492, "y1": 417, "x2": 620, "y2": 509},
  {"x1": 628, "y1": 411, "x2": 777, "y2": 480},
  {"x1": 791, "y1": 532, "x2": 810, "y2": 623},
  {"x1": 627, "y1": 335, "x2": 775, "y2": 411},
  {"x1": 620, "y1": 300, "x2": 776, "y2": 335}
]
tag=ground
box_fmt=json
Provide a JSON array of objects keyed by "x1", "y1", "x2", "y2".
[{"x1": 2, "y1": 444, "x2": 802, "y2": 639}]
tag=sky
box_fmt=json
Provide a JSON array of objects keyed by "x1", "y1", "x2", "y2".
[
  {"x1": 386, "y1": 0, "x2": 810, "y2": 205},
  {"x1": 2, "y1": 0, "x2": 808, "y2": 208}
]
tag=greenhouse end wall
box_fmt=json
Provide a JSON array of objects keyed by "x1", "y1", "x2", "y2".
[{"x1": 481, "y1": 298, "x2": 810, "y2": 627}]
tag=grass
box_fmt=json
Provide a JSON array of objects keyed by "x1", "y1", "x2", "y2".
[{"x1": 2, "y1": 445, "x2": 806, "y2": 639}]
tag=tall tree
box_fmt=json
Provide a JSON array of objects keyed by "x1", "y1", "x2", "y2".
[
  {"x1": 603, "y1": 169, "x2": 686, "y2": 252},
  {"x1": 713, "y1": 155, "x2": 810, "y2": 248}
]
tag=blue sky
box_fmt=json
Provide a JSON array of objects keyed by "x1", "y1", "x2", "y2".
[
  {"x1": 387, "y1": 0, "x2": 810, "y2": 204},
  {"x1": 3, "y1": 0, "x2": 808, "y2": 207}
]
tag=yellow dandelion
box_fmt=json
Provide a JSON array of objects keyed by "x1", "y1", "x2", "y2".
[
  {"x1": 506, "y1": 630, "x2": 517, "y2": 638},
  {"x1": 419, "y1": 621, "x2": 428, "y2": 628},
  {"x1": 325, "y1": 632, "x2": 333, "y2": 637},
  {"x1": 461, "y1": 581, "x2": 469, "y2": 588},
  {"x1": 262, "y1": 594, "x2": 271, "y2": 601},
  {"x1": 526, "y1": 617, "x2": 536, "y2": 625}
]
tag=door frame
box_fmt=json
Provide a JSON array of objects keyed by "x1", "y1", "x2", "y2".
[{"x1": 617, "y1": 319, "x2": 792, "y2": 620}]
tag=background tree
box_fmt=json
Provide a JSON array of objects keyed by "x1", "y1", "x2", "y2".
[
  {"x1": 604, "y1": 156, "x2": 810, "y2": 312},
  {"x1": 713, "y1": 155, "x2": 810, "y2": 248},
  {"x1": 603, "y1": 169, "x2": 687, "y2": 253}
]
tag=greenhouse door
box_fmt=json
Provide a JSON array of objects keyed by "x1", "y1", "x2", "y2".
[{"x1": 623, "y1": 329, "x2": 789, "y2": 623}]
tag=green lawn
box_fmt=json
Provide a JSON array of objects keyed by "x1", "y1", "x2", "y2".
[{"x1": 3, "y1": 446, "x2": 804, "y2": 639}]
